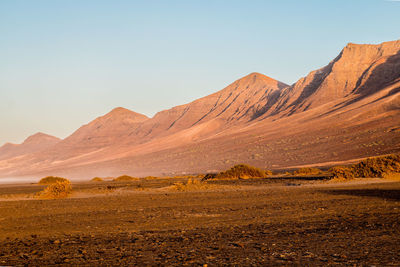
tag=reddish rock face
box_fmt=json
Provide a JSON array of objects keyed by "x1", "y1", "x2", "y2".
[{"x1": 0, "y1": 40, "x2": 399, "y2": 179}]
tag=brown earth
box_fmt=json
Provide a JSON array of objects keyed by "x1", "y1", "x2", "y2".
[{"x1": 0, "y1": 178, "x2": 399, "y2": 265}]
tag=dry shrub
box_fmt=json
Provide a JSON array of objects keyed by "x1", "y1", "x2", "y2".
[
  {"x1": 203, "y1": 164, "x2": 271, "y2": 180},
  {"x1": 329, "y1": 154, "x2": 400, "y2": 179},
  {"x1": 351, "y1": 154, "x2": 400, "y2": 177},
  {"x1": 37, "y1": 180, "x2": 72, "y2": 199},
  {"x1": 91, "y1": 177, "x2": 103, "y2": 182},
  {"x1": 172, "y1": 179, "x2": 211, "y2": 191},
  {"x1": 113, "y1": 175, "x2": 139, "y2": 182},
  {"x1": 202, "y1": 173, "x2": 218, "y2": 180},
  {"x1": 329, "y1": 166, "x2": 356, "y2": 180},
  {"x1": 293, "y1": 167, "x2": 322, "y2": 175},
  {"x1": 38, "y1": 176, "x2": 69, "y2": 185}
]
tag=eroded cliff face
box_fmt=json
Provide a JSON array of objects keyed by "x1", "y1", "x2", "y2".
[{"x1": 268, "y1": 40, "x2": 400, "y2": 116}]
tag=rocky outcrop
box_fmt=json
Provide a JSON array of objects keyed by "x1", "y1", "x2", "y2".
[{"x1": 269, "y1": 40, "x2": 400, "y2": 116}]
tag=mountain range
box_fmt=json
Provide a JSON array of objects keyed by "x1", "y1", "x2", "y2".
[{"x1": 1, "y1": 40, "x2": 399, "y2": 180}]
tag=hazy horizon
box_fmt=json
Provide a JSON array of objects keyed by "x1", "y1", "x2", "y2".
[{"x1": 1, "y1": 0, "x2": 400, "y2": 145}]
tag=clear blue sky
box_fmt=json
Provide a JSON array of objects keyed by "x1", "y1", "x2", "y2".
[{"x1": 0, "y1": 0, "x2": 399, "y2": 145}]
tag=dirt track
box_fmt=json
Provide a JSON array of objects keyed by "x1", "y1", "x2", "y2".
[{"x1": 0, "y1": 178, "x2": 399, "y2": 265}]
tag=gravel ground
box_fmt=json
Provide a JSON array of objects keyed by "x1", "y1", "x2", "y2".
[{"x1": 0, "y1": 179, "x2": 399, "y2": 266}]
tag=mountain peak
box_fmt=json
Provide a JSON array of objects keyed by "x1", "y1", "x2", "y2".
[
  {"x1": 342, "y1": 40, "x2": 400, "y2": 56},
  {"x1": 240, "y1": 72, "x2": 283, "y2": 84},
  {"x1": 109, "y1": 107, "x2": 133, "y2": 114},
  {"x1": 245, "y1": 72, "x2": 270, "y2": 78},
  {"x1": 22, "y1": 132, "x2": 60, "y2": 145},
  {"x1": 59, "y1": 107, "x2": 149, "y2": 151},
  {"x1": 105, "y1": 107, "x2": 149, "y2": 122},
  {"x1": 234, "y1": 72, "x2": 288, "y2": 92},
  {"x1": 345, "y1": 39, "x2": 400, "y2": 48}
]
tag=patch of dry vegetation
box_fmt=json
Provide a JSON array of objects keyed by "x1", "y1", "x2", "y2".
[
  {"x1": 170, "y1": 174, "x2": 205, "y2": 180},
  {"x1": 172, "y1": 179, "x2": 212, "y2": 191},
  {"x1": 293, "y1": 167, "x2": 322, "y2": 176},
  {"x1": 38, "y1": 176, "x2": 69, "y2": 185},
  {"x1": 203, "y1": 164, "x2": 271, "y2": 180},
  {"x1": 91, "y1": 177, "x2": 103, "y2": 182},
  {"x1": 113, "y1": 175, "x2": 139, "y2": 182},
  {"x1": 36, "y1": 180, "x2": 72, "y2": 199},
  {"x1": 143, "y1": 176, "x2": 159, "y2": 180},
  {"x1": 329, "y1": 166, "x2": 356, "y2": 180},
  {"x1": 77, "y1": 185, "x2": 118, "y2": 195},
  {"x1": 329, "y1": 154, "x2": 400, "y2": 179}
]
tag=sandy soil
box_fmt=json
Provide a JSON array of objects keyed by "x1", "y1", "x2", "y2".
[{"x1": 0, "y1": 178, "x2": 399, "y2": 265}]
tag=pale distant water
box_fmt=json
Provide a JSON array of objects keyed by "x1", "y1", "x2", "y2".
[
  {"x1": 0, "y1": 177, "x2": 91, "y2": 184},
  {"x1": 0, "y1": 177, "x2": 38, "y2": 184}
]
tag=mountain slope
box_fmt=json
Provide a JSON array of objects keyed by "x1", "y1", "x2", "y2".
[
  {"x1": 33, "y1": 73, "x2": 286, "y2": 159},
  {"x1": 76, "y1": 40, "x2": 399, "y2": 176},
  {"x1": 0, "y1": 73, "x2": 288, "y2": 177},
  {"x1": 127, "y1": 72, "x2": 288, "y2": 141},
  {"x1": 0, "y1": 40, "x2": 399, "y2": 179}
]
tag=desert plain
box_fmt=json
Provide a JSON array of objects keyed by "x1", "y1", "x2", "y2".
[{"x1": 0, "y1": 176, "x2": 399, "y2": 266}]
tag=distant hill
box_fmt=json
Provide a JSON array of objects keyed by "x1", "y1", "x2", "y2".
[{"x1": 0, "y1": 133, "x2": 60, "y2": 161}]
